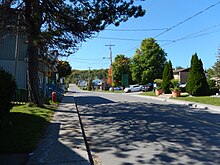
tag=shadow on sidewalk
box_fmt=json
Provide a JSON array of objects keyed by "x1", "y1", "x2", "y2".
[{"x1": 27, "y1": 109, "x2": 90, "y2": 164}]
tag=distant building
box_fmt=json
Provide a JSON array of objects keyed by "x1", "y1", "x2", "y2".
[{"x1": 173, "y1": 68, "x2": 190, "y2": 84}]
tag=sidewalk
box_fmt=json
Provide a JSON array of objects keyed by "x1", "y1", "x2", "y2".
[{"x1": 27, "y1": 93, "x2": 90, "y2": 165}]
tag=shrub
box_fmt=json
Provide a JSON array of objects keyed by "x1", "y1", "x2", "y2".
[
  {"x1": 161, "y1": 61, "x2": 174, "y2": 93},
  {"x1": 0, "y1": 69, "x2": 17, "y2": 127},
  {"x1": 170, "y1": 79, "x2": 181, "y2": 91}
]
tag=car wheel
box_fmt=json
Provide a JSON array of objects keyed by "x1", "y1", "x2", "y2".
[{"x1": 128, "y1": 89, "x2": 131, "y2": 93}]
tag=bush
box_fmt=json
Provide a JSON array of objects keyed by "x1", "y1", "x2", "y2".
[
  {"x1": 161, "y1": 61, "x2": 174, "y2": 93},
  {"x1": 0, "y1": 69, "x2": 17, "y2": 127}
]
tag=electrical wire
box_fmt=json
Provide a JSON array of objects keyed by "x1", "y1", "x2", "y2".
[
  {"x1": 71, "y1": 57, "x2": 104, "y2": 61},
  {"x1": 97, "y1": 36, "x2": 172, "y2": 42},
  {"x1": 162, "y1": 23, "x2": 220, "y2": 46},
  {"x1": 105, "y1": 28, "x2": 168, "y2": 32},
  {"x1": 120, "y1": 1, "x2": 220, "y2": 54},
  {"x1": 154, "y1": 0, "x2": 220, "y2": 38}
]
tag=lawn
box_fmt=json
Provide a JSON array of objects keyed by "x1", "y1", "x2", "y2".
[{"x1": 0, "y1": 104, "x2": 56, "y2": 153}]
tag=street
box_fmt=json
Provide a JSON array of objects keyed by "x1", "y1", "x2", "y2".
[{"x1": 70, "y1": 84, "x2": 220, "y2": 165}]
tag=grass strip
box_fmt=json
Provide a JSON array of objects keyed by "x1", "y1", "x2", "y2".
[{"x1": 0, "y1": 104, "x2": 56, "y2": 153}]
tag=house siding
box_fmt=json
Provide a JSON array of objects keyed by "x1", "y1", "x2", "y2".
[{"x1": 0, "y1": 33, "x2": 27, "y2": 89}]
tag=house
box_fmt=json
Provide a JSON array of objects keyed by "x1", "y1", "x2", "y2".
[
  {"x1": 0, "y1": 28, "x2": 60, "y2": 101},
  {"x1": 173, "y1": 68, "x2": 190, "y2": 84},
  {"x1": 0, "y1": 30, "x2": 27, "y2": 89}
]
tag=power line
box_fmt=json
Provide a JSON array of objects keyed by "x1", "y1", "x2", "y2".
[
  {"x1": 154, "y1": 0, "x2": 220, "y2": 38},
  {"x1": 162, "y1": 23, "x2": 220, "y2": 46},
  {"x1": 97, "y1": 36, "x2": 172, "y2": 42},
  {"x1": 120, "y1": 1, "x2": 220, "y2": 54},
  {"x1": 105, "y1": 28, "x2": 168, "y2": 32},
  {"x1": 71, "y1": 57, "x2": 104, "y2": 61}
]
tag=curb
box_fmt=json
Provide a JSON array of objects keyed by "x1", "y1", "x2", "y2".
[{"x1": 135, "y1": 94, "x2": 220, "y2": 113}]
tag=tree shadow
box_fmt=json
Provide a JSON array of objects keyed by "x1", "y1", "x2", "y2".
[
  {"x1": 75, "y1": 95, "x2": 220, "y2": 165},
  {"x1": 27, "y1": 122, "x2": 90, "y2": 165},
  {"x1": 26, "y1": 99, "x2": 91, "y2": 165}
]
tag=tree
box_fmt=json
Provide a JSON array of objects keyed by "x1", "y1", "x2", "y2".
[
  {"x1": 0, "y1": 1, "x2": 145, "y2": 106},
  {"x1": 112, "y1": 54, "x2": 131, "y2": 86},
  {"x1": 186, "y1": 53, "x2": 209, "y2": 96},
  {"x1": 107, "y1": 65, "x2": 113, "y2": 85},
  {"x1": 131, "y1": 38, "x2": 167, "y2": 84},
  {"x1": 56, "y1": 61, "x2": 72, "y2": 81},
  {"x1": 161, "y1": 61, "x2": 174, "y2": 93},
  {"x1": 131, "y1": 38, "x2": 166, "y2": 84},
  {"x1": 211, "y1": 50, "x2": 220, "y2": 79}
]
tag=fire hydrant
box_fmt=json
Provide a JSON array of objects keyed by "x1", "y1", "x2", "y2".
[{"x1": 52, "y1": 92, "x2": 57, "y2": 102}]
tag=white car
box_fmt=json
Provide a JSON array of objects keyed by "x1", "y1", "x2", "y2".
[{"x1": 124, "y1": 85, "x2": 142, "y2": 93}]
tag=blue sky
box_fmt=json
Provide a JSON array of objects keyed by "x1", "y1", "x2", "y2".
[{"x1": 62, "y1": 0, "x2": 220, "y2": 70}]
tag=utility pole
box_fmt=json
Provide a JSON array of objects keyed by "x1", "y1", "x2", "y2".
[
  {"x1": 14, "y1": 14, "x2": 20, "y2": 79},
  {"x1": 105, "y1": 44, "x2": 115, "y2": 88}
]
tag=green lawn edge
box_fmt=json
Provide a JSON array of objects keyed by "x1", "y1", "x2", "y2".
[{"x1": 0, "y1": 104, "x2": 56, "y2": 153}]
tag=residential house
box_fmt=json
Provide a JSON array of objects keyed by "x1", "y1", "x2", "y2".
[
  {"x1": 173, "y1": 68, "x2": 190, "y2": 84},
  {"x1": 0, "y1": 29, "x2": 59, "y2": 101}
]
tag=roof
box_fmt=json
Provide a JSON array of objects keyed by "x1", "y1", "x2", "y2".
[{"x1": 173, "y1": 68, "x2": 190, "y2": 73}]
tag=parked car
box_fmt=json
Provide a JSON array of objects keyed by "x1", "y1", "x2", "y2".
[
  {"x1": 109, "y1": 86, "x2": 122, "y2": 91},
  {"x1": 124, "y1": 84, "x2": 142, "y2": 93},
  {"x1": 141, "y1": 85, "x2": 149, "y2": 92},
  {"x1": 141, "y1": 83, "x2": 154, "y2": 92}
]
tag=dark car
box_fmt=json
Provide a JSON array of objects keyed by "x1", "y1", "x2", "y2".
[{"x1": 141, "y1": 83, "x2": 153, "y2": 92}]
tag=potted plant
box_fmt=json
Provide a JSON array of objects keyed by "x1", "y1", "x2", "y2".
[
  {"x1": 170, "y1": 79, "x2": 181, "y2": 97},
  {"x1": 154, "y1": 79, "x2": 163, "y2": 95}
]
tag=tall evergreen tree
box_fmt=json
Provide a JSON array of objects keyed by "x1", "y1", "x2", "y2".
[
  {"x1": 161, "y1": 61, "x2": 174, "y2": 93},
  {"x1": 186, "y1": 53, "x2": 209, "y2": 96},
  {"x1": 0, "y1": 0, "x2": 145, "y2": 106}
]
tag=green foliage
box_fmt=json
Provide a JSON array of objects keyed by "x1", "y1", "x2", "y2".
[
  {"x1": 170, "y1": 79, "x2": 180, "y2": 91},
  {"x1": 0, "y1": 0, "x2": 146, "y2": 106},
  {"x1": 186, "y1": 53, "x2": 209, "y2": 96},
  {"x1": 0, "y1": 69, "x2": 17, "y2": 127},
  {"x1": 212, "y1": 54, "x2": 220, "y2": 78},
  {"x1": 161, "y1": 61, "x2": 174, "y2": 93},
  {"x1": 112, "y1": 54, "x2": 132, "y2": 86},
  {"x1": 67, "y1": 69, "x2": 108, "y2": 84},
  {"x1": 57, "y1": 61, "x2": 72, "y2": 80},
  {"x1": 131, "y1": 38, "x2": 167, "y2": 84},
  {"x1": 154, "y1": 79, "x2": 163, "y2": 90}
]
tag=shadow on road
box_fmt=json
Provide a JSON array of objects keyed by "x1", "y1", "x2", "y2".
[{"x1": 74, "y1": 95, "x2": 220, "y2": 165}]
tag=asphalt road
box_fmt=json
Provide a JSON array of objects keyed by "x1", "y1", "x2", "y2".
[{"x1": 70, "y1": 84, "x2": 220, "y2": 165}]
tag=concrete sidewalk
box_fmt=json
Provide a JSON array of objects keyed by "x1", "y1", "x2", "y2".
[{"x1": 27, "y1": 93, "x2": 90, "y2": 165}]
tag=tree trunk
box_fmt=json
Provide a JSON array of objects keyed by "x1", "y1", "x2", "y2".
[
  {"x1": 26, "y1": 44, "x2": 42, "y2": 106},
  {"x1": 24, "y1": 0, "x2": 43, "y2": 106}
]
